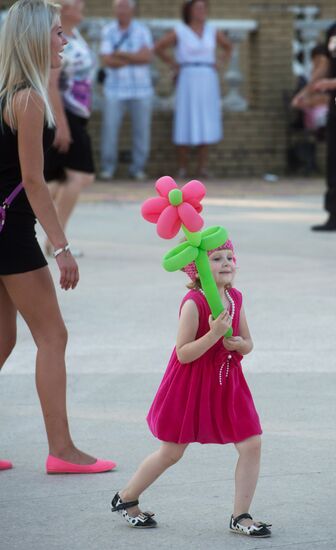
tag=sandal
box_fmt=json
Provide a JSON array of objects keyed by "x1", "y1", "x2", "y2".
[
  {"x1": 111, "y1": 492, "x2": 157, "y2": 529},
  {"x1": 229, "y1": 513, "x2": 272, "y2": 537}
]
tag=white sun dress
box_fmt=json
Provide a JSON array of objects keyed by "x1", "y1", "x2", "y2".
[{"x1": 173, "y1": 22, "x2": 223, "y2": 146}]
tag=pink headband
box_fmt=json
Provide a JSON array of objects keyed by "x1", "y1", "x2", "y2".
[{"x1": 182, "y1": 239, "x2": 236, "y2": 281}]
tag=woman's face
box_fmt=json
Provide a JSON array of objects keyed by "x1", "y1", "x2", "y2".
[
  {"x1": 62, "y1": 0, "x2": 85, "y2": 27},
  {"x1": 50, "y1": 21, "x2": 67, "y2": 69},
  {"x1": 190, "y1": 1, "x2": 207, "y2": 24}
]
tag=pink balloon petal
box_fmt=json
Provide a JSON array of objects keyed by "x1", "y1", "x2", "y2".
[
  {"x1": 177, "y1": 202, "x2": 204, "y2": 232},
  {"x1": 181, "y1": 180, "x2": 206, "y2": 203},
  {"x1": 157, "y1": 205, "x2": 181, "y2": 239},
  {"x1": 187, "y1": 198, "x2": 203, "y2": 213},
  {"x1": 155, "y1": 176, "x2": 178, "y2": 198},
  {"x1": 141, "y1": 197, "x2": 169, "y2": 223}
]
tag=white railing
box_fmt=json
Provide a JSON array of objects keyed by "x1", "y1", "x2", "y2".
[
  {"x1": 289, "y1": 5, "x2": 333, "y2": 79},
  {"x1": 80, "y1": 18, "x2": 258, "y2": 112},
  {"x1": 294, "y1": 18, "x2": 333, "y2": 79}
]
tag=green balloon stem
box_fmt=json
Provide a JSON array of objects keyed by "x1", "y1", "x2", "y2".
[
  {"x1": 178, "y1": 225, "x2": 233, "y2": 338},
  {"x1": 182, "y1": 225, "x2": 201, "y2": 246},
  {"x1": 195, "y1": 250, "x2": 233, "y2": 338}
]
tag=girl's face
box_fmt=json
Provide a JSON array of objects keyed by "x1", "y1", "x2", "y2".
[
  {"x1": 190, "y1": 1, "x2": 207, "y2": 24},
  {"x1": 50, "y1": 22, "x2": 67, "y2": 69},
  {"x1": 208, "y1": 249, "x2": 236, "y2": 288}
]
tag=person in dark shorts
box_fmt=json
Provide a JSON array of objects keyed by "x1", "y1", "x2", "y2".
[
  {"x1": 44, "y1": 0, "x2": 96, "y2": 256},
  {"x1": 292, "y1": 23, "x2": 336, "y2": 231},
  {"x1": 0, "y1": 0, "x2": 115, "y2": 474}
]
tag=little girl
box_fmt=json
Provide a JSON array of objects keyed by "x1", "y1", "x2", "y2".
[{"x1": 111, "y1": 239, "x2": 272, "y2": 538}]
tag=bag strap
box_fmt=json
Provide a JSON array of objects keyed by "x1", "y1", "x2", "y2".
[
  {"x1": 3, "y1": 182, "x2": 23, "y2": 208},
  {"x1": 113, "y1": 28, "x2": 131, "y2": 52}
]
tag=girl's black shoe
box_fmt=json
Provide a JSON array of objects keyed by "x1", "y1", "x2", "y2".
[
  {"x1": 229, "y1": 513, "x2": 272, "y2": 537},
  {"x1": 111, "y1": 492, "x2": 157, "y2": 529}
]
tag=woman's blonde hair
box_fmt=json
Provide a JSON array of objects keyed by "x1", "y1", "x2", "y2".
[{"x1": 0, "y1": 0, "x2": 60, "y2": 130}]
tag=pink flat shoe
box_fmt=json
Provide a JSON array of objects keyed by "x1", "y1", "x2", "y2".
[
  {"x1": 0, "y1": 459, "x2": 13, "y2": 471},
  {"x1": 46, "y1": 454, "x2": 116, "y2": 474}
]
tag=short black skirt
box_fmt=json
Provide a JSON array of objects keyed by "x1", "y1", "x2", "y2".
[
  {"x1": 44, "y1": 110, "x2": 95, "y2": 183},
  {"x1": 0, "y1": 211, "x2": 47, "y2": 275}
]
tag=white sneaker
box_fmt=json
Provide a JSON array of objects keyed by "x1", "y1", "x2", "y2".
[
  {"x1": 131, "y1": 171, "x2": 148, "y2": 181},
  {"x1": 99, "y1": 171, "x2": 113, "y2": 181}
]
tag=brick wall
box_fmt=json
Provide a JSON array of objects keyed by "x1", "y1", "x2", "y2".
[
  {"x1": 86, "y1": 0, "x2": 333, "y2": 177},
  {"x1": 2, "y1": 0, "x2": 334, "y2": 176},
  {"x1": 86, "y1": 1, "x2": 288, "y2": 177}
]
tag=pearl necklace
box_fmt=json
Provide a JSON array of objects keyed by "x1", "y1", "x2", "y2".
[
  {"x1": 199, "y1": 287, "x2": 235, "y2": 385},
  {"x1": 218, "y1": 289, "x2": 235, "y2": 386}
]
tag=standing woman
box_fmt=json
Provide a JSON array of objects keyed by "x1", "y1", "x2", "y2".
[
  {"x1": 0, "y1": 0, "x2": 115, "y2": 474},
  {"x1": 44, "y1": 0, "x2": 95, "y2": 257},
  {"x1": 155, "y1": 0, "x2": 232, "y2": 178}
]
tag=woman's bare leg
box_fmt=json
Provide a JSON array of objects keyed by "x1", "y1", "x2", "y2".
[
  {"x1": 45, "y1": 172, "x2": 94, "y2": 254},
  {"x1": 2, "y1": 267, "x2": 96, "y2": 464},
  {"x1": 120, "y1": 442, "x2": 188, "y2": 516},
  {"x1": 0, "y1": 279, "x2": 17, "y2": 369},
  {"x1": 233, "y1": 435, "x2": 261, "y2": 526},
  {"x1": 0, "y1": 280, "x2": 17, "y2": 463},
  {"x1": 196, "y1": 144, "x2": 209, "y2": 176},
  {"x1": 55, "y1": 170, "x2": 94, "y2": 229},
  {"x1": 177, "y1": 146, "x2": 189, "y2": 176}
]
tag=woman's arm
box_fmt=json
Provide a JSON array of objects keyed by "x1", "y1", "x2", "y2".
[
  {"x1": 176, "y1": 300, "x2": 232, "y2": 364},
  {"x1": 292, "y1": 55, "x2": 330, "y2": 108},
  {"x1": 312, "y1": 76, "x2": 336, "y2": 92},
  {"x1": 48, "y1": 68, "x2": 71, "y2": 153},
  {"x1": 223, "y1": 305, "x2": 253, "y2": 355},
  {"x1": 154, "y1": 30, "x2": 178, "y2": 70},
  {"x1": 216, "y1": 30, "x2": 233, "y2": 59},
  {"x1": 15, "y1": 89, "x2": 78, "y2": 290}
]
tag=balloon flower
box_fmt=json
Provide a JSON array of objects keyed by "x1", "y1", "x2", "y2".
[{"x1": 141, "y1": 176, "x2": 233, "y2": 337}]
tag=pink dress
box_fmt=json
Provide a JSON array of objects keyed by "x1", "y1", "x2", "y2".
[{"x1": 147, "y1": 288, "x2": 262, "y2": 444}]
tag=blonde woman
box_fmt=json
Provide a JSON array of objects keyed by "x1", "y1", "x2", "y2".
[
  {"x1": 0, "y1": 0, "x2": 115, "y2": 474},
  {"x1": 44, "y1": 0, "x2": 95, "y2": 257}
]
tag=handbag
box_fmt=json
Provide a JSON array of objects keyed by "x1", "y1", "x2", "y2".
[{"x1": 0, "y1": 182, "x2": 23, "y2": 234}]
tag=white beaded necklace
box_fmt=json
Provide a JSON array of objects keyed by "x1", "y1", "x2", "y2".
[
  {"x1": 219, "y1": 289, "x2": 235, "y2": 385},
  {"x1": 199, "y1": 287, "x2": 235, "y2": 385}
]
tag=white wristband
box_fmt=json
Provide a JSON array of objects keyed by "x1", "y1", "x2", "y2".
[{"x1": 53, "y1": 244, "x2": 70, "y2": 258}]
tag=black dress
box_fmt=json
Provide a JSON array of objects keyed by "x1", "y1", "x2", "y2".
[{"x1": 0, "y1": 118, "x2": 54, "y2": 275}]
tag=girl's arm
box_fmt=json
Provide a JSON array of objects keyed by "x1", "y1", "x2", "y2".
[
  {"x1": 154, "y1": 30, "x2": 178, "y2": 70},
  {"x1": 48, "y1": 68, "x2": 71, "y2": 153},
  {"x1": 176, "y1": 300, "x2": 232, "y2": 364},
  {"x1": 16, "y1": 89, "x2": 78, "y2": 290},
  {"x1": 223, "y1": 306, "x2": 253, "y2": 355}
]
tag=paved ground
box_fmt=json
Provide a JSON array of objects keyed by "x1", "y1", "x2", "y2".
[{"x1": 1, "y1": 177, "x2": 336, "y2": 550}]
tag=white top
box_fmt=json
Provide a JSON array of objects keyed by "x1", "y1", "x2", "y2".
[
  {"x1": 100, "y1": 20, "x2": 153, "y2": 99},
  {"x1": 60, "y1": 28, "x2": 95, "y2": 119},
  {"x1": 174, "y1": 22, "x2": 217, "y2": 65}
]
